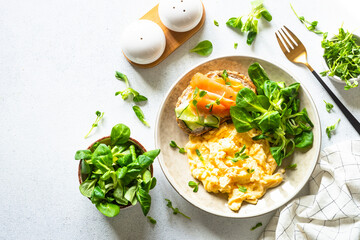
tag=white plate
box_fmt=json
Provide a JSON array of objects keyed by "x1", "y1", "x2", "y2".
[{"x1": 155, "y1": 55, "x2": 321, "y2": 218}]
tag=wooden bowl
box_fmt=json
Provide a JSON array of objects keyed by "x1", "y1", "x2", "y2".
[{"x1": 78, "y1": 136, "x2": 153, "y2": 209}]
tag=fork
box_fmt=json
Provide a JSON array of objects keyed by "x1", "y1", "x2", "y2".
[{"x1": 275, "y1": 26, "x2": 360, "y2": 135}]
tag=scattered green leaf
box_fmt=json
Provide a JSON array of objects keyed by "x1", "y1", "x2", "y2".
[
  {"x1": 251, "y1": 222, "x2": 263, "y2": 230},
  {"x1": 147, "y1": 216, "x2": 157, "y2": 224},
  {"x1": 226, "y1": 0, "x2": 272, "y2": 45},
  {"x1": 324, "y1": 100, "x2": 334, "y2": 113},
  {"x1": 214, "y1": 20, "x2": 219, "y2": 27},
  {"x1": 234, "y1": 43, "x2": 238, "y2": 49},
  {"x1": 190, "y1": 40, "x2": 213, "y2": 56},
  {"x1": 132, "y1": 106, "x2": 150, "y2": 127},
  {"x1": 326, "y1": 119, "x2": 340, "y2": 139}
]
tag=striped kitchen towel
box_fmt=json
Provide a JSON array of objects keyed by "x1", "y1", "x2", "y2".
[{"x1": 259, "y1": 140, "x2": 360, "y2": 240}]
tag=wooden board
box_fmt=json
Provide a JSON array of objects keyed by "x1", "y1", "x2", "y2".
[{"x1": 123, "y1": 3, "x2": 206, "y2": 68}]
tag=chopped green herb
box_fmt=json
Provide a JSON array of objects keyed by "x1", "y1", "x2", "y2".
[
  {"x1": 147, "y1": 216, "x2": 157, "y2": 224},
  {"x1": 286, "y1": 163, "x2": 297, "y2": 170},
  {"x1": 238, "y1": 186, "x2": 247, "y2": 193},
  {"x1": 251, "y1": 222, "x2": 263, "y2": 231},
  {"x1": 132, "y1": 106, "x2": 150, "y2": 127},
  {"x1": 247, "y1": 169, "x2": 255, "y2": 174},
  {"x1": 234, "y1": 43, "x2": 238, "y2": 49},
  {"x1": 165, "y1": 199, "x2": 191, "y2": 219},
  {"x1": 214, "y1": 20, "x2": 219, "y2": 27},
  {"x1": 290, "y1": 4, "x2": 322, "y2": 34},
  {"x1": 169, "y1": 140, "x2": 186, "y2": 154},
  {"x1": 84, "y1": 111, "x2": 104, "y2": 139},
  {"x1": 190, "y1": 40, "x2": 213, "y2": 56},
  {"x1": 320, "y1": 28, "x2": 360, "y2": 89},
  {"x1": 324, "y1": 100, "x2": 334, "y2": 113},
  {"x1": 115, "y1": 72, "x2": 148, "y2": 102},
  {"x1": 195, "y1": 149, "x2": 204, "y2": 161},
  {"x1": 226, "y1": 0, "x2": 272, "y2": 45},
  {"x1": 231, "y1": 145, "x2": 249, "y2": 162},
  {"x1": 188, "y1": 181, "x2": 199, "y2": 192},
  {"x1": 326, "y1": 119, "x2": 340, "y2": 139}
]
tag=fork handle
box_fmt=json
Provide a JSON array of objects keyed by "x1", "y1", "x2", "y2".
[{"x1": 310, "y1": 69, "x2": 360, "y2": 135}]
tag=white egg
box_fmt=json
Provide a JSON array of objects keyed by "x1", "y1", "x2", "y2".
[
  {"x1": 158, "y1": 0, "x2": 203, "y2": 32},
  {"x1": 120, "y1": 20, "x2": 166, "y2": 65}
]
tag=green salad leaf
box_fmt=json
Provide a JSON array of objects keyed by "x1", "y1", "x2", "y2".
[
  {"x1": 230, "y1": 63, "x2": 314, "y2": 166},
  {"x1": 190, "y1": 40, "x2": 213, "y2": 56},
  {"x1": 214, "y1": 20, "x2": 219, "y2": 27}
]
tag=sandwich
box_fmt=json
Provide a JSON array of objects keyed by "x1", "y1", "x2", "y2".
[{"x1": 175, "y1": 70, "x2": 256, "y2": 135}]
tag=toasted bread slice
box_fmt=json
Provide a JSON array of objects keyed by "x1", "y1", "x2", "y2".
[{"x1": 176, "y1": 70, "x2": 256, "y2": 136}]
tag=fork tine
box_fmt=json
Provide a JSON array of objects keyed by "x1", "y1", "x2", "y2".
[
  {"x1": 277, "y1": 30, "x2": 293, "y2": 51},
  {"x1": 281, "y1": 28, "x2": 297, "y2": 47},
  {"x1": 283, "y1": 26, "x2": 301, "y2": 46},
  {"x1": 275, "y1": 32, "x2": 289, "y2": 54}
]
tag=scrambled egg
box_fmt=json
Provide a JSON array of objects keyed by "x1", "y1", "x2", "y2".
[{"x1": 185, "y1": 123, "x2": 283, "y2": 211}]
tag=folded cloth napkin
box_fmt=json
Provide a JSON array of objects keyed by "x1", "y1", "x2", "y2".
[{"x1": 259, "y1": 140, "x2": 360, "y2": 240}]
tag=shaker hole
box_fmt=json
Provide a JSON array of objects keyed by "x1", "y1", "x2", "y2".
[{"x1": 183, "y1": 9, "x2": 186, "y2": 12}]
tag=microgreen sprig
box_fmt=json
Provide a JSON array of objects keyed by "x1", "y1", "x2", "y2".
[
  {"x1": 84, "y1": 111, "x2": 104, "y2": 139},
  {"x1": 188, "y1": 181, "x2": 199, "y2": 192},
  {"x1": 290, "y1": 4, "x2": 323, "y2": 34},
  {"x1": 169, "y1": 140, "x2": 186, "y2": 154},
  {"x1": 115, "y1": 71, "x2": 148, "y2": 102},
  {"x1": 165, "y1": 199, "x2": 191, "y2": 219},
  {"x1": 324, "y1": 100, "x2": 334, "y2": 113},
  {"x1": 205, "y1": 92, "x2": 225, "y2": 112}
]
